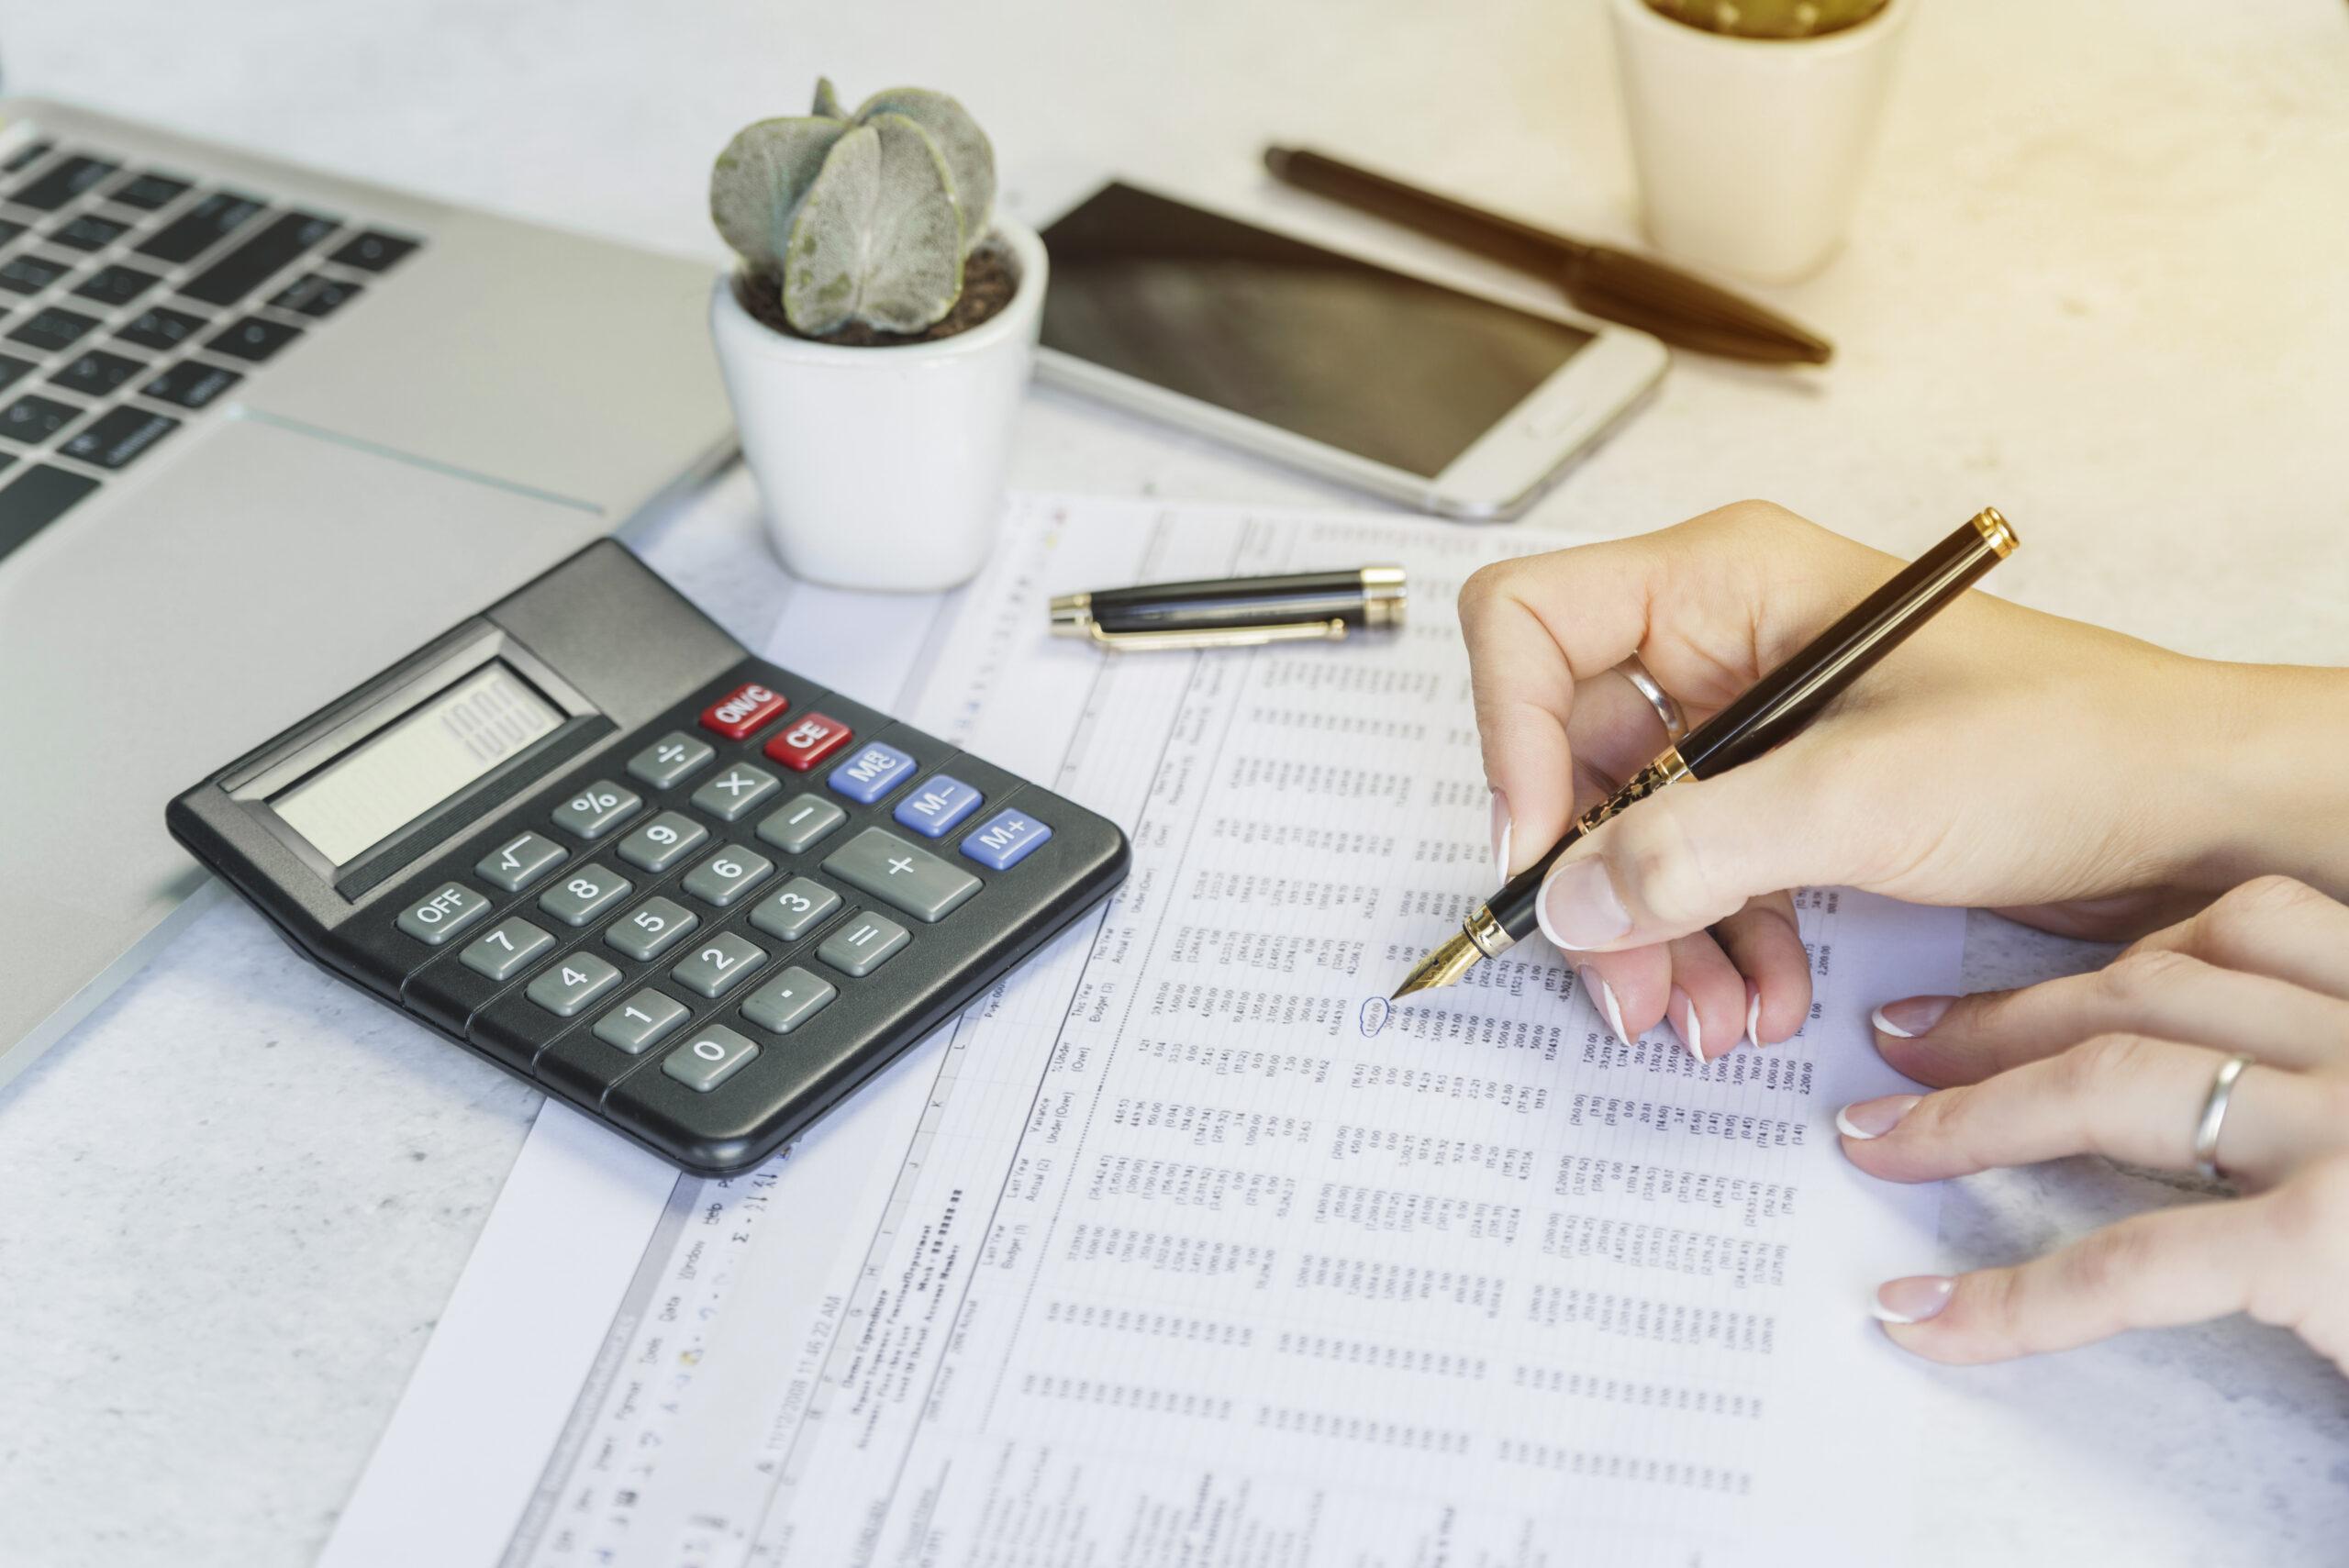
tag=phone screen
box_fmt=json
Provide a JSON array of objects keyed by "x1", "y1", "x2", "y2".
[{"x1": 1039, "y1": 183, "x2": 1597, "y2": 480}]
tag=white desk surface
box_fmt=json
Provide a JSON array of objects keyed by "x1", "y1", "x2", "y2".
[{"x1": 5, "y1": 1, "x2": 2346, "y2": 1563}]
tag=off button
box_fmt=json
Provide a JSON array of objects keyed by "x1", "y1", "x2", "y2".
[{"x1": 395, "y1": 881, "x2": 491, "y2": 946}]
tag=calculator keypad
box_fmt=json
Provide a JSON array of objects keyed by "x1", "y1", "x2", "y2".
[
  {"x1": 476, "y1": 831, "x2": 567, "y2": 893},
  {"x1": 540, "y1": 862, "x2": 633, "y2": 926},
  {"x1": 365, "y1": 652, "x2": 1118, "y2": 1177},
  {"x1": 550, "y1": 780, "x2": 640, "y2": 840}
]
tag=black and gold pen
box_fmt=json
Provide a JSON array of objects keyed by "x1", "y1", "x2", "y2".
[
  {"x1": 1052, "y1": 566, "x2": 1406, "y2": 651},
  {"x1": 1391, "y1": 507, "x2": 2019, "y2": 1001}
]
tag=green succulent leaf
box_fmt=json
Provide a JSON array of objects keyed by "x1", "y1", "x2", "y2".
[
  {"x1": 783, "y1": 114, "x2": 964, "y2": 336},
  {"x1": 812, "y1": 76, "x2": 848, "y2": 119},
  {"x1": 850, "y1": 86, "x2": 995, "y2": 254},
  {"x1": 710, "y1": 116, "x2": 848, "y2": 277},
  {"x1": 1643, "y1": 0, "x2": 1887, "y2": 39}
]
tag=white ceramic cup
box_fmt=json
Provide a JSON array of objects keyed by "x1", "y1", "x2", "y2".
[
  {"x1": 1608, "y1": 0, "x2": 1914, "y2": 284},
  {"x1": 709, "y1": 217, "x2": 1046, "y2": 593}
]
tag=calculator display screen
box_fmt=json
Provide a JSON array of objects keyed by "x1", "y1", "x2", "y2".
[{"x1": 273, "y1": 662, "x2": 563, "y2": 866}]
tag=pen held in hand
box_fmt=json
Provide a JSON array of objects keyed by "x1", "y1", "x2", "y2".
[{"x1": 1391, "y1": 507, "x2": 2018, "y2": 1001}]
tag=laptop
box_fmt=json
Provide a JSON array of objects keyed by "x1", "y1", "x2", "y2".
[{"x1": 0, "y1": 97, "x2": 737, "y2": 1087}]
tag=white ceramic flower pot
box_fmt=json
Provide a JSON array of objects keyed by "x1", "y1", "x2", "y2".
[
  {"x1": 1608, "y1": 0, "x2": 1914, "y2": 284},
  {"x1": 708, "y1": 217, "x2": 1046, "y2": 593}
]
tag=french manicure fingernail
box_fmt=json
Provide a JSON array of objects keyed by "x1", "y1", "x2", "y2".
[
  {"x1": 1489, "y1": 789, "x2": 1512, "y2": 881},
  {"x1": 1668, "y1": 985, "x2": 1704, "y2": 1062},
  {"x1": 1870, "y1": 1275, "x2": 1956, "y2": 1325},
  {"x1": 1578, "y1": 966, "x2": 1629, "y2": 1043},
  {"x1": 1835, "y1": 1095, "x2": 1922, "y2": 1140},
  {"x1": 1872, "y1": 995, "x2": 1956, "y2": 1039},
  {"x1": 1744, "y1": 981, "x2": 1763, "y2": 1048},
  {"x1": 1536, "y1": 858, "x2": 1631, "y2": 951}
]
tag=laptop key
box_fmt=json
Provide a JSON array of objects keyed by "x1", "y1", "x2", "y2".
[
  {"x1": 0, "y1": 253, "x2": 71, "y2": 295},
  {"x1": 136, "y1": 191, "x2": 267, "y2": 265},
  {"x1": 106, "y1": 171, "x2": 195, "y2": 212},
  {"x1": 0, "y1": 464, "x2": 98, "y2": 565},
  {"x1": 50, "y1": 349, "x2": 145, "y2": 398},
  {"x1": 72, "y1": 263, "x2": 164, "y2": 307},
  {"x1": 0, "y1": 354, "x2": 34, "y2": 395},
  {"x1": 59, "y1": 406, "x2": 179, "y2": 471},
  {"x1": 50, "y1": 213, "x2": 131, "y2": 253},
  {"x1": 206, "y1": 315, "x2": 303, "y2": 363},
  {"x1": 1, "y1": 140, "x2": 55, "y2": 176},
  {"x1": 10, "y1": 155, "x2": 120, "y2": 213},
  {"x1": 141, "y1": 360, "x2": 242, "y2": 410},
  {"x1": 0, "y1": 394, "x2": 83, "y2": 443},
  {"x1": 117, "y1": 305, "x2": 208, "y2": 352},
  {"x1": 183, "y1": 211, "x2": 340, "y2": 306},
  {"x1": 267, "y1": 272, "x2": 363, "y2": 318},
  {"x1": 8, "y1": 307, "x2": 101, "y2": 355},
  {"x1": 328, "y1": 229, "x2": 419, "y2": 272}
]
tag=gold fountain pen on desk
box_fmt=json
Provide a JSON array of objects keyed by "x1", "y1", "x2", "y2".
[
  {"x1": 1392, "y1": 507, "x2": 2019, "y2": 1001},
  {"x1": 1052, "y1": 566, "x2": 1407, "y2": 651}
]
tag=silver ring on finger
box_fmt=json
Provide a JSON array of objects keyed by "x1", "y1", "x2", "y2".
[
  {"x1": 2191, "y1": 1052, "x2": 2254, "y2": 1182},
  {"x1": 1619, "y1": 655, "x2": 1687, "y2": 742}
]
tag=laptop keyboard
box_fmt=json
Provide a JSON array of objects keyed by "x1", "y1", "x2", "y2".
[{"x1": 0, "y1": 131, "x2": 425, "y2": 564}]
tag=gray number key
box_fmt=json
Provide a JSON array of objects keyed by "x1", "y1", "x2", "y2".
[
  {"x1": 460, "y1": 916, "x2": 554, "y2": 980},
  {"x1": 551, "y1": 779, "x2": 641, "y2": 840},
  {"x1": 396, "y1": 881, "x2": 491, "y2": 946},
  {"x1": 539, "y1": 862, "x2": 633, "y2": 927},
  {"x1": 741, "y1": 966, "x2": 837, "y2": 1034},
  {"x1": 525, "y1": 951, "x2": 622, "y2": 1017},
  {"x1": 749, "y1": 876, "x2": 841, "y2": 942},
  {"x1": 671, "y1": 931, "x2": 767, "y2": 998},
  {"x1": 475, "y1": 830, "x2": 566, "y2": 893},
  {"x1": 616, "y1": 810, "x2": 708, "y2": 873},
  {"x1": 682, "y1": 845, "x2": 773, "y2": 907},
  {"x1": 818, "y1": 911, "x2": 909, "y2": 977},
  {"x1": 691, "y1": 762, "x2": 779, "y2": 822},
  {"x1": 821, "y1": 828, "x2": 981, "y2": 924},
  {"x1": 756, "y1": 793, "x2": 846, "y2": 854},
  {"x1": 662, "y1": 1024, "x2": 759, "y2": 1093},
  {"x1": 593, "y1": 989, "x2": 688, "y2": 1055},
  {"x1": 604, "y1": 895, "x2": 699, "y2": 962},
  {"x1": 626, "y1": 729, "x2": 714, "y2": 790}
]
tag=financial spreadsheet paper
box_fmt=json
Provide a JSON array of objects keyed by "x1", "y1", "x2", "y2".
[{"x1": 320, "y1": 495, "x2": 1961, "y2": 1568}]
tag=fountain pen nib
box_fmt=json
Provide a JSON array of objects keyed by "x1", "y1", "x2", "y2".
[{"x1": 1389, "y1": 928, "x2": 1483, "y2": 1002}]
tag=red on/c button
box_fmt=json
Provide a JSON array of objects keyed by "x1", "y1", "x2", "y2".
[{"x1": 699, "y1": 682, "x2": 789, "y2": 740}]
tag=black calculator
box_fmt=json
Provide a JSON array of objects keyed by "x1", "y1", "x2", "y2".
[{"x1": 168, "y1": 541, "x2": 1129, "y2": 1174}]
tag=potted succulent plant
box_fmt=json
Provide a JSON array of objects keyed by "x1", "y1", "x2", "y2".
[
  {"x1": 707, "y1": 79, "x2": 1044, "y2": 592},
  {"x1": 1608, "y1": 0, "x2": 1914, "y2": 283}
]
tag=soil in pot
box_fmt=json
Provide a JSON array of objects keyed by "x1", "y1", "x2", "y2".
[{"x1": 736, "y1": 245, "x2": 1019, "y2": 348}]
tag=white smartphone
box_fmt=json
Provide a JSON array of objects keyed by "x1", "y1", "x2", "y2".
[{"x1": 1034, "y1": 182, "x2": 1668, "y2": 520}]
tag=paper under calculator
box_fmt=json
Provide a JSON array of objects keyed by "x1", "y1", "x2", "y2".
[{"x1": 167, "y1": 541, "x2": 1130, "y2": 1174}]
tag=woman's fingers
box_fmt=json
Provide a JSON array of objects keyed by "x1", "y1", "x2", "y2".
[
  {"x1": 1869, "y1": 949, "x2": 2349, "y2": 1086},
  {"x1": 1837, "y1": 1033, "x2": 2343, "y2": 1190},
  {"x1": 2124, "y1": 875, "x2": 2349, "y2": 1003},
  {"x1": 1710, "y1": 893, "x2": 1811, "y2": 1047},
  {"x1": 1867, "y1": 1195, "x2": 2268, "y2": 1364}
]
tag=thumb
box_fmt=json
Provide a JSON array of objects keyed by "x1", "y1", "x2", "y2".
[{"x1": 1532, "y1": 755, "x2": 1853, "y2": 952}]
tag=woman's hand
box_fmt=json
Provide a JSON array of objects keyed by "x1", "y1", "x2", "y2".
[
  {"x1": 1842, "y1": 875, "x2": 2349, "y2": 1371},
  {"x1": 1458, "y1": 500, "x2": 2346, "y2": 1062}
]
